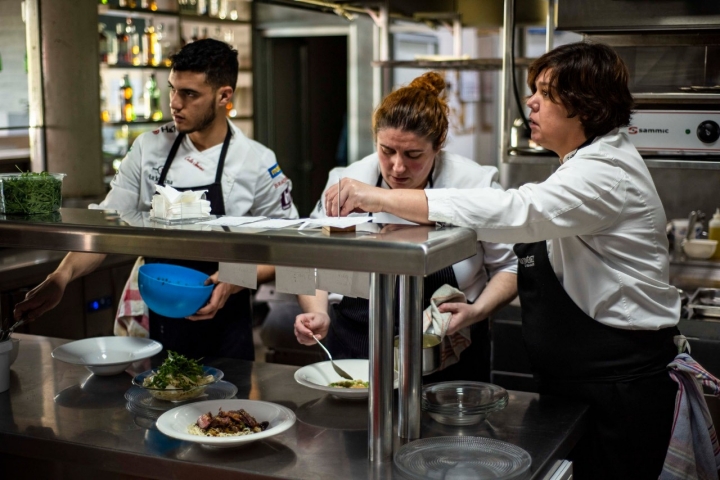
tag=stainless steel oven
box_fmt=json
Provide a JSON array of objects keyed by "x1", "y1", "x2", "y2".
[
  {"x1": 559, "y1": 1, "x2": 720, "y2": 166},
  {"x1": 503, "y1": 0, "x2": 720, "y2": 168}
]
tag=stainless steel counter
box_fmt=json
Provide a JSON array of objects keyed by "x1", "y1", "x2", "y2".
[
  {"x1": 0, "y1": 208, "x2": 480, "y2": 461},
  {"x1": 0, "y1": 334, "x2": 588, "y2": 480}
]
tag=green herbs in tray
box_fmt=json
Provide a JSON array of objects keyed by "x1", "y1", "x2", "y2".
[{"x1": 0, "y1": 171, "x2": 66, "y2": 215}]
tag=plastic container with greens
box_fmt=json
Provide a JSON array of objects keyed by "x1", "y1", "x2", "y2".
[{"x1": 0, "y1": 172, "x2": 66, "y2": 215}]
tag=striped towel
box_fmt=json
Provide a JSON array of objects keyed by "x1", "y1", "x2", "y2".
[
  {"x1": 660, "y1": 341, "x2": 720, "y2": 480},
  {"x1": 114, "y1": 257, "x2": 150, "y2": 338},
  {"x1": 422, "y1": 284, "x2": 472, "y2": 371}
]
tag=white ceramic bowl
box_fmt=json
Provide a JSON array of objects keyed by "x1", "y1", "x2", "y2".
[
  {"x1": 294, "y1": 359, "x2": 397, "y2": 400},
  {"x1": 683, "y1": 239, "x2": 718, "y2": 259},
  {"x1": 156, "y1": 399, "x2": 296, "y2": 448},
  {"x1": 51, "y1": 337, "x2": 162, "y2": 375},
  {"x1": 9, "y1": 338, "x2": 19, "y2": 366}
]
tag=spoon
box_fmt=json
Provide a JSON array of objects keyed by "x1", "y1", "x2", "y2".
[
  {"x1": 313, "y1": 335, "x2": 354, "y2": 381},
  {"x1": 0, "y1": 318, "x2": 24, "y2": 342}
]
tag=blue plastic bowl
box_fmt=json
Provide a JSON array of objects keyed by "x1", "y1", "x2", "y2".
[{"x1": 138, "y1": 264, "x2": 214, "y2": 318}]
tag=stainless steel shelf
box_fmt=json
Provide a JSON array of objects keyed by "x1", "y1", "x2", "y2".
[
  {"x1": 0, "y1": 208, "x2": 477, "y2": 276},
  {"x1": 633, "y1": 93, "x2": 720, "y2": 105},
  {"x1": 505, "y1": 151, "x2": 720, "y2": 170},
  {"x1": 372, "y1": 57, "x2": 536, "y2": 71}
]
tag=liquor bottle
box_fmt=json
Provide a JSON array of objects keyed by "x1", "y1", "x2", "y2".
[
  {"x1": 154, "y1": 23, "x2": 165, "y2": 67},
  {"x1": 144, "y1": 74, "x2": 163, "y2": 121},
  {"x1": 197, "y1": 0, "x2": 208, "y2": 16},
  {"x1": 142, "y1": 0, "x2": 158, "y2": 11},
  {"x1": 143, "y1": 18, "x2": 158, "y2": 66},
  {"x1": 119, "y1": 74, "x2": 135, "y2": 122},
  {"x1": 100, "y1": 78, "x2": 110, "y2": 123},
  {"x1": 125, "y1": 18, "x2": 141, "y2": 66},
  {"x1": 190, "y1": 26, "x2": 200, "y2": 43},
  {"x1": 98, "y1": 23, "x2": 108, "y2": 63},
  {"x1": 116, "y1": 23, "x2": 130, "y2": 65},
  {"x1": 209, "y1": 0, "x2": 219, "y2": 18}
]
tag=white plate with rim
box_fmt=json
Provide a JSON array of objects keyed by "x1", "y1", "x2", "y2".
[
  {"x1": 51, "y1": 337, "x2": 162, "y2": 375},
  {"x1": 156, "y1": 399, "x2": 296, "y2": 448},
  {"x1": 294, "y1": 359, "x2": 397, "y2": 400}
]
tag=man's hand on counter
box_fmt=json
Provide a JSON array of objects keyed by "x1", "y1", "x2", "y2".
[{"x1": 186, "y1": 271, "x2": 244, "y2": 321}]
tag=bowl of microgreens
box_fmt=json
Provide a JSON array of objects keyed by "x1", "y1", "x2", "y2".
[
  {"x1": 0, "y1": 170, "x2": 66, "y2": 215},
  {"x1": 133, "y1": 351, "x2": 222, "y2": 402}
]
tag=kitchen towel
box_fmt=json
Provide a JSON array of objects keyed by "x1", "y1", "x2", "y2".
[
  {"x1": 422, "y1": 284, "x2": 472, "y2": 371},
  {"x1": 114, "y1": 256, "x2": 150, "y2": 338},
  {"x1": 660, "y1": 342, "x2": 720, "y2": 480}
]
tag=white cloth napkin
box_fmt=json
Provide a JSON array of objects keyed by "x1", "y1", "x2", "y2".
[
  {"x1": 150, "y1": 185, "x2": 211, "y2": 220},
  {"x1": 422, "y1": 284, "x2": 472, "y2": 371}
]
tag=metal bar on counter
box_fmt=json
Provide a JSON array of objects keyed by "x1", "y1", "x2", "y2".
[
  {"x1": 397, "y1": 274, "x2": 423, "y2": 440},
  {"x1": 369, "y1": 272, "x2": 395, "y2": 462}
]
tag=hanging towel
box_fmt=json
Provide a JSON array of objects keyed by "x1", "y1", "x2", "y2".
[
  {"x1": 114, "y1": 257, "x2": 150, "y2": 338},
  {"x1": 422, "y1": 284, "x2": 472, "y2": 371},
  {"x1": 660, "y1": 336, "x2": 720, "y2": 480}
]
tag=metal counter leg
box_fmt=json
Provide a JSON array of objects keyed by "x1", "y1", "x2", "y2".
[
  {"x1": 398, "y1": 275, "x2": 423, "y2": 440},
  {"x1": 368, "y1": 272, "x2": 395, "y2": 462}
]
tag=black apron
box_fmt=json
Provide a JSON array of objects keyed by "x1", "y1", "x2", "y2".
[
  {"x1": 514, "y1": 184, "x2": 679, "y2": 477},
  {"x1": 145, "y1": 125, "x2": 254, "y2": 360},
  {"x1": 329, "y1": 169, "x2": 491, "y2": 383}
]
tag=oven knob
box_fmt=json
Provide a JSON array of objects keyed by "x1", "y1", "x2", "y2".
[{"x1": 697, "y1": 120, "x2": 720, "y2": 144}]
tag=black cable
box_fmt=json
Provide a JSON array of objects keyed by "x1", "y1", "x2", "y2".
[{"x1": 511, "y1": 0, "x2": 531, "y2": 134}]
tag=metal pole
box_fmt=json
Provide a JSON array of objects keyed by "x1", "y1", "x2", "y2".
[
  {"x1": 369, "y1": 272, "x2": 395, "y2": 462},
  {"x1": 546, "y1": 0, "x2": 555, "y2": 52},
  {"x1": 452, "y1": 17, "x2": 462, "y2": 58},
  {"x1": 398, "y1": 275, "x2": 423, "y2": 440},
  {"x1": 499, "y1": 0, "x2": 515, "y2": 165},
  {"x1": 378, "y1": 1, "x2": 392, "y2": 98}
]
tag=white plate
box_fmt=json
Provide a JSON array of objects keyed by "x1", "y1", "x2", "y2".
[
  {"x1": 51, "y1": 337, "x2": 162, "y2": 375},
  {"x1": 156, "y1": 399, "x2": 296, "y2": 448},
  {"x1": 294, "y1": 359, "x2": 397, "y2": 399}
]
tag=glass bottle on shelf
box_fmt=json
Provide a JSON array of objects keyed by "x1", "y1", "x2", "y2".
[
  {"x1": 116, "y1": 22, "x2": 130, "y2": 65},
  {"x1": 99, "y1": 23, "x2": 108, "y2": 63},
  {"x1": 144, "y1": 73, "x2": 163, "y2": 121},
  {"x1": 100, "y1": 78, "x2": 110, "y2": 123},
  {"x1": 190, "y1": 26, "x2": 200, "y2": 43},
  {"x1": 125, "y1": 18, "x2": 141, "y2": 66},
  {"x1": 228, "y1": 1, "x2": 238, "y2": 21},
  {"x1": 142, "y1": 0, "x2": 158, "y2": 11},
  {"x1": 197, "y1": 0, "x2": 208, "y2": 16},
  {"x1": 154, "y1": 23, "x2": 165, "y2": 66},
  {"x1": 143, "y1": 18, "x2": 158, "y2": 66},
  {"x1": 119, "y1": 74, "x2": 135, "y2": 122},
  {"x1": 201, "y1": 27, "x2": 208, "y2": 40},
  {"x1": 209, "y1": 0, "x2": 220, "y2": 18}
]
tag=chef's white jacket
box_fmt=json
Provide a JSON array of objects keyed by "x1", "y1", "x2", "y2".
[
  {"x1": 313, "y1": 151, "x2": 518, "y2": 302},
  {"x1": 426, "y1": 129, "x2": 680, "y2": 329},
  {"x1": 98, "y1": 121, "x2": 299, "y2": 219}
]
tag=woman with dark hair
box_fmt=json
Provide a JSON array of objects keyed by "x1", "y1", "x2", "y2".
[
  {"x1": 327, "y1": 42, "x2": 681, "y2": 479},
  {"x1": 294, "y1": 72, "x2": 518, "y2": 383}
]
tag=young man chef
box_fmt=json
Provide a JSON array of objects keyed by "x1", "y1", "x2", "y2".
[{"x1": 14, "y1": 39, "x2": 298, "y2": 360}]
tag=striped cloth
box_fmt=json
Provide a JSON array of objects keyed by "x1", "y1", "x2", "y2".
[
  {"x1": 660, "y1": 349, "x2": 720, "y2": 480},
  {"x1": 114, "y1": 257, "x2": 150, "y2": 338},
  {"x1": 422, "y1": 284, "x2": 472, "y2": 371}
]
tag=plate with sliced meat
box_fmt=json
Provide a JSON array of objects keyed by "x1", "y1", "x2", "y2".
[{"x1": 156, "y1": 399, "x2": 296, "y2": 448}]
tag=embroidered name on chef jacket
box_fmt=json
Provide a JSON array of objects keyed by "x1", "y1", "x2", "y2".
[{"x1": 519, "y1": 255, "x2": 535, "y2": 268}]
